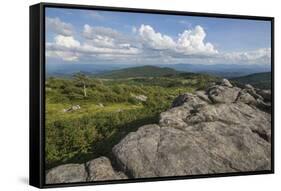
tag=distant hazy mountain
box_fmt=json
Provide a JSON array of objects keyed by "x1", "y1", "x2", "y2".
[
  {"x1": 46, "y1": 63, "x2": 271, "y2": 78},
  {"x1": 97, "y1": 65, "x2": 180, "y2": 78},
  {"x1": 46, "y1": 63, "x2": 125, "y2": 77},
  {"x1": 159, "y1": 63, "x2": 271, "y2": 78},
  {"x1": 231, "y1": 72, "x2": 271, "y2": 89}
]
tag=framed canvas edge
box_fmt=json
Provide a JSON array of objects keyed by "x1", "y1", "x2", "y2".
[
  {"x1": 42, "y1": 2, "x2": 274, "y2": 20},
  {"x1": 30, "y1": 3, "x2": 44, "y2": 188},
  {"x1": 29, "y1": 2, "x2": 275, "y2": 189}
]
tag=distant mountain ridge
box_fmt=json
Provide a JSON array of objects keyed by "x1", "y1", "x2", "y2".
[
  {"x1": 231, "y1": 72, "x2": 271, "y2": 89},
  {"x1": 46, "y1": 63, "x2": 124, "y2": 77},
  {"x1": 46, "y1": 63, "x2": 271, "y2": 78},
  {"x1": 162, "y1": 63, "x2": 271, "y2": 78},
  {"x1": 96, "y1": 65, "x2": 180, "y2": 78}
]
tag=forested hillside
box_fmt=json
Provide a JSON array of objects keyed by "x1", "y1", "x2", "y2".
[{"x1": 231, "y1": 72, "x2": 271, "y2": 89}]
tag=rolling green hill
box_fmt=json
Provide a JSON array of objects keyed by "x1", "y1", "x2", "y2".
[
  {"x1": 45, "y1": 66, "x2": 221, "y2": 169},
  {"x1": 96, "y1": 65, "x2": 180, "y2": 79},
  {"x1": 231, "y1": 72, "x2": 271, "y2": 89}
]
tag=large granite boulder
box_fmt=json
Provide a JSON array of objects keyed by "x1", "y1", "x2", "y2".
[
  {"x1": 113, "y1": 124, "x2": 161, "y2": 178},
  {"x1": 112, "y1": 79, "x2": 271, "y2": 178}
]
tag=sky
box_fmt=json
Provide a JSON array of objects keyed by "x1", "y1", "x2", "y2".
[{"x1": 45, "y1": 7, "x2": 271, "y2": 66}]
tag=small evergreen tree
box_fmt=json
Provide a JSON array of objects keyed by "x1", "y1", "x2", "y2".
[{"x1": 73, "y1": 72, "x2": 90, "y2": 97}]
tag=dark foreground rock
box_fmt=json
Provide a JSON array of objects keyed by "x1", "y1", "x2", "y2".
[
  {"x1": 46, "y1": 79, "x2": 272, "y2": 183},
  {"x1": 113, "y1": 79, "x2": 271, "y2": 178}
]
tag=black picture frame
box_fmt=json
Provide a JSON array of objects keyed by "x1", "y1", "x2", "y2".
[{"x1": 30, "y1": 2, "x2": 274, "y2": 189}]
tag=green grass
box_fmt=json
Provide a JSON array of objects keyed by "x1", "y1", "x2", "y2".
[
  {"x1": 45, "y1": 72, "x2": 218, "y2": 169},
  {"x1": 46, "y1": 103, "x2": 143, "y2": 122}
]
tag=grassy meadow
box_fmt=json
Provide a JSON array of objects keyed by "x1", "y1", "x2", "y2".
[{"x1": 45, "y1": 68, "x2": 218, "y2": 169}]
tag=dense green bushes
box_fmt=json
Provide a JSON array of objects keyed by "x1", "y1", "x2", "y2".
[
  {"x1": 45, "y1": 74, "x2": 216, "y2": 169},
  {"x1": 45, "y1": 105, "x2": 166, "y2": 169}
]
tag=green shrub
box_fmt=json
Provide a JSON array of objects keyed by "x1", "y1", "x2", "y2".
[{"x1": 45, "y1": 75, "x2": 209, "y2": 169}]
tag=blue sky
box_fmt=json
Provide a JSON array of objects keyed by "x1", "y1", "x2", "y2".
[{"x1": 46, "y1": 7, "x2": 271, "y2": 65}]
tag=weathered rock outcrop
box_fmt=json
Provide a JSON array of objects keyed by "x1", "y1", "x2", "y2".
[
  {"x1": 112, "y1": 79, "x2": 271, "y2": 178},
  {"x1": 86, "y1": 157, "x2": 127, "y2": 181},
  {"x1": 46, "y1": 79, "x2": 272, "y2": 183},
  {"x1": 46, "y1": 157, "x2": 127, "y2": 184},
  {"x1": 46, "y1": 163, "x2": 88, "y2": 184}
]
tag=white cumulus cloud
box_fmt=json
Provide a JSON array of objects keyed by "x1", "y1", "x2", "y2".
[
  {"x1": 46, "y1": 35, "x2": 81, "y2": 61},
  {"x1": 46, "y1": 25, "x2": 141, "y2": 62},
  {"x1": 54, "y1": 35, "x2": 80, "y2": 48},
  {"x1": 46, "y1": 18, "x2": 270, "y2": 65},
  {"x1": 138, "y1": 25, "x2": 218, "y2": 57},
  {"x1": 82, "y1": 25, "x2": 121, "y2": 41},
  {"x1": 176, "y1": 25, "x2": 218, "y2": 55},
  {"x1": 46, "y1": 50, "x2": 80, "y2": 61},
  {"x1": 46, "y1": 17, "x2": 74, "y2": 36},
  {"x1": 139, "y1": 24, "x2": 176, "y2": 50}
]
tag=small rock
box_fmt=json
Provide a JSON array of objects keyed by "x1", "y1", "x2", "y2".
[
  {"x1": 98, "y1": 103, "x2": 104, "y2": 107},
  {"x1": 195, "y1": 91, "x2": 212, "y2": 103},
  {"x1": 208, "y1": 85, "x2": 240, "y2": 104},
  {"x1": 245, "y1": 84, "x2": 254, "y2": 89},
  {"x1": 221, "y1": 79, "x2": 233, "y2": 87},
  {"x1": 134, "y1": 95, "x2": 148, "y2": 102},
  {"x1": 72, "y1": 105, "x2": 80, "y2": 110},
  {"x1": 86, "y1": 157, "x2": 128, "y2": 181},
  {"x1": 171, "y1": 94, "x2": 190, "y2": 107},
  {"x1": 236, "y1": 90, "x2": 257, "y2": 105},
  {"x1": 246, "y1": 88, "x2": 264, "y2": 101},
  {"x1": 46, "y1": 164, "x2": 87, "y2": 184},
  {"x1": 46, "y1": 157, "x2": 128, "y2": 184},
  {"x1": 62, "y1": 105, "x2": 81, "y2": 113}
]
